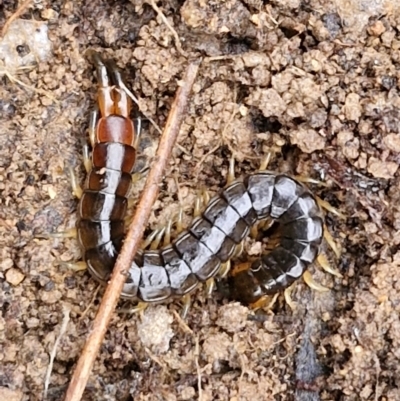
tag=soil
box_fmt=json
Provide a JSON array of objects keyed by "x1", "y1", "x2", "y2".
[{"x1": 1, "y1": 0, "x2": 400, "y2": 400}]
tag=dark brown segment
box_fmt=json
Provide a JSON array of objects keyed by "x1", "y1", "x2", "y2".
[
  {"x1": 138, "y1": 251, "x2": 172, "y2": 302},
  {"x1": 79, "y1": 191, "x2": 127, "y2": 221},
  {"x1": 92, "y1": 142, "x2": 136, "y2": 173},
  {"x1": 280, "y1": 238, "x2": 319, "y2": 264},
  {"x1": 227, "y1": 269, "x2": 264, "y2": 305},
  {"x1": 174, "y1": 232, "x2": 221, "y2": 281},
  {"x1": 282, "y1": 217, "x2": 324, "y2": 244},
  {"x1": 87, "y1": 168, "x2": 132, "y2": 197},
  {"x1": 160, "y1": 246, "x2": 198, "y2": 295},
  {"x1": 251, "y1": 247, "x2": 306, "y2": 292},
  {"x1": 77, "y1": 219, "x2": 124, "y2": 250},
  {"x1": 189, "y1": 217, "x2": 236, "y2": 262},
  {"x1": 85, "y1": 240, "x2": 120, "y2": 281},
  {"x1": 97, "y1": 115, "x2": 135, "y2": 145},
  {"x1": 203, "y1": 196, "x2": 249, "y2": 244},
  {"x1": 222, "y1": 182, "x2": 257, "y2": 225}
]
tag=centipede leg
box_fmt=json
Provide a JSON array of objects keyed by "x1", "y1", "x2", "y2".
[
  {"x1": 67, "y1": 165, "x2": 83, "y2": 199},
  {"x1": 180, "y1": 294, "x2": 191, "y2": 319},
  {"x1": 249, "y1": 293, "x2": 279, "y2": 311},
  {"x1": 36, "y1": 227, "x2": 78, "y2": 240},
  {"x1": 58, "y1": 260, "x2": 87, "y2": 271},
  {"x1": 82, "y1": 106, "x2": 98, "y2": 173},
  {"x1": 317, "y1": 252, "x2": 343, "y2": 278},
  {"x1": 205, "y1": 278, "x2": 215, "y2": 297},
  {"x1": 88, "y1": 106, "x2": 99, "y2": 148},
  {"x1": 141, "y1": 227, "x2": 163, "y2": 249},
  {"x1": 302, "y1": 271, "x2": 329, "y2": 292},
  {"x1": 176, "y1": 207, "x2": 185, "y2": 233},
  {"x1": 133, "y1": 117, "x2": 142, "y2": 149},
  {"x1": 119, "y1": 302, "x2": 148, "y2": 314},
  {"x1": 227, "y1": 156, "x2": 235, "y2": 185},
  {"x1": 283, "y1": 284, "x2": 297, "y2": 311},
  {"x1": 323, "y1": 225, "x2": 341, "y2": 259},
  {"x1": 258, "y1": 152, "x2": 272, "y2": 171},
  {"x1": 316, "y1": 196, "x2": 346, "y2": 220},
  {"x1": 218, "y1": 259, "x2": 231, "y2": 279}
]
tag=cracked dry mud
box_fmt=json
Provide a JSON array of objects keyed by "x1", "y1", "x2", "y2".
[{"x1": 1, "y1": 0, "x2": 400, "y2": 400}]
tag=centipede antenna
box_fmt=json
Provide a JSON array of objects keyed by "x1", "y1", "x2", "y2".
[
  {"x1": 105, "y1": 59, "x2": 125, "y2": 89},
  {"x1": 87, "y1": 50, "x2": 110, "y2": 88}
]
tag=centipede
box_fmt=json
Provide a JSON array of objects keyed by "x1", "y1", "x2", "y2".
[{"x1": 69, "y1": 52, "x2": 339, "y2": 311}]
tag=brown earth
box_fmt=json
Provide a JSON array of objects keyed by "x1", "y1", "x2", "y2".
[{"x1": 1, "y1": 0, "x2": 400, "y2": 400}]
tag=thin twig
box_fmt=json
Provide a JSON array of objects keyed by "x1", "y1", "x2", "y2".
[
  {"x1": 63, "y1": 60, "x2": 201, "y2": 401},
  {"x1": 44, "y1": 305, "x2": 70, "y2": 400},
  {"x1": 149, "y1": 0, "x2": 188, "y2": 58},
  {"x1": 1, "y1": 0, "x2": 33, "y2": 37}
]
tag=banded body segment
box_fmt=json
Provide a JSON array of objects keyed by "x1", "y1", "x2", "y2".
[
  {"x1": 228, "y1": 173, "x2": 324, "y2": 304},
  {"x1": 119, "y1": 172, "x2": 323, "y2": 304},
  {"x1": 76, "y1": 55, "x2": 138, "y2": 288}
]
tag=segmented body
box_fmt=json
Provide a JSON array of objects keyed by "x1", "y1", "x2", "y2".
[{"x1": 78, "y1": 54, "x2": 324, "y2": 306}]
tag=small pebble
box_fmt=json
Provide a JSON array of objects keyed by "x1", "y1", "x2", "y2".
[{"x1": 5, "y1": 268, "x2": 25, "y2": 286}]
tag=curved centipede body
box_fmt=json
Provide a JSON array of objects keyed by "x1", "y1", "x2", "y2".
[
  {"x1": 77, "y1": 53, "x2": 328, "y2": 308},
  {"x1": 125, "y1": 173, "x2": 324, "y2": 305},
  {"x1": 76, "y1": 53, "x2": 137, "y2": 285}
]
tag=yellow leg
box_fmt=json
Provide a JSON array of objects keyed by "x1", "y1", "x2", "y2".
[
  {"x1": 302, "y1": 271, "x2": 329, "y2": 292},
  {"x1": 133, "y1": 118, "x2": 142, "y2": 149},
  {"x1": 323, "y1": 226, "x2": 341, "y2": 259},
  {"x1": 149, "y1": 227, "x2": 166, "y2": 250},
  {"x1": 218, "y1": 260, "x2": 231, "y2": 279},
  {"x1": 317, "y1": 252, "x2": 343, "y2": 278},
  {"x1": 88, "y1": 107, "x2": 98, "y2": 148},
  {"x1": 295, "y1": 175, "x2": 328, "y2": 187},
  {"x1": 194, "y1": 193, "x2": 203, "y2": 218},
  {"x1": 249, "y1": 292, "x2": 279, "y2": 310},
  {"x1": 176, "y1": 207, "x2": 185, "y2": 234},
  {"x1": 58, "y1": 260, "x2": 87, "y2": 271},
  {"x1": 232, "y1": 241, "x2": 244, "y2": 258},
  {"x1": 317, "y1": 196, "x2": 346, "y2": 220},
  {"x1": 283, "y1": 284, "x2": 296, "y2": 311},
  {"x1": 180, "y1": 293, "x2": 191, "y2": 319},
  {"x1": 205, "y1": 278, "x2": 215, "y2": 298},
  {"x1": 250, "y1": 222, "x2": 259, "y2": 239},
  {"x1": 132, "y1": 167, "x2": 149, "y2": 184},
  {"x1": 259, "y1": 152, "x2": 273, "y2": 171},
  {"x1": 36, "y1": 227, "x2": 77, "y2": 239},
  {"x1": 119, "y1": 301, "x2": 148, "y2": 314},
  {"x1": 82, "y1": 144, "x2": 92, "y2": 174},
  {"x1": 141, "y1": 228, "x2": 161, "y2": 249},
  {"x1": 201, "y1": 188, "x2": 210, "y2": 206},
  {"x1": 163, "y1": 219, "x2": 172, "y2": 247},
  {"x1": 227, "y1": 157, "x2": 235, "y2": 185},
  {"x1": 67, "y1": 165, "x2": 83, "y2": 199},
  {"x1": 231, "y1": 262, "x2": 252, "y2": 276}
]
